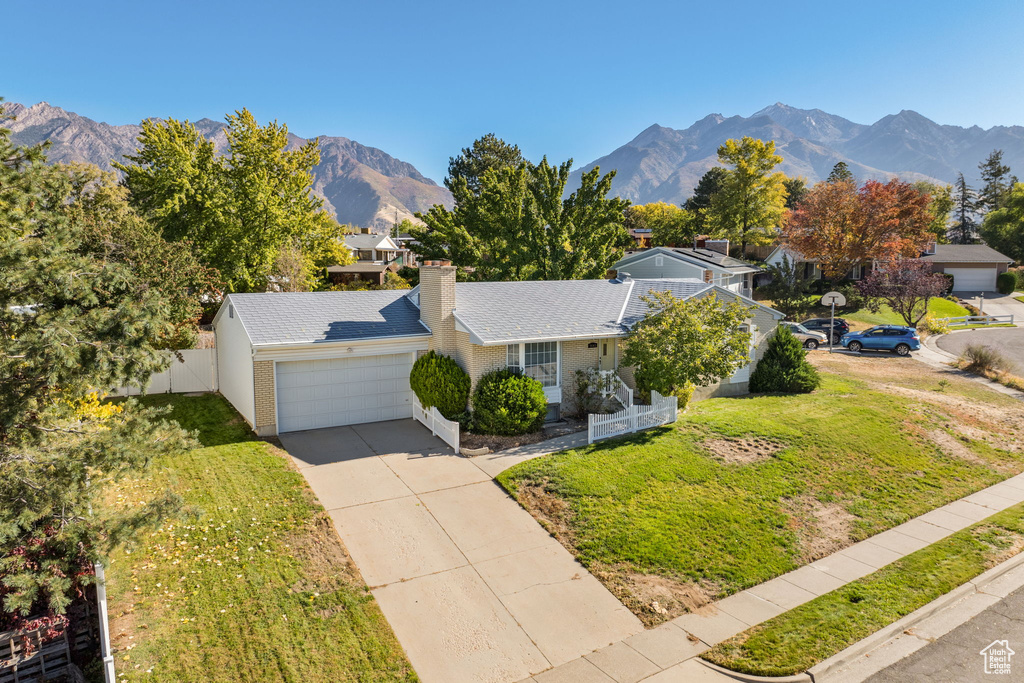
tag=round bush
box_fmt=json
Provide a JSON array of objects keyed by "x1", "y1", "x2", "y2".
[
  {"x1": 749, "y1": 325, "x2": 821, "y2": 394},
  {"x1": 997, "y1": 271, "x2": 1017, "y2": 295},
  {"x1": 409, "y1": 351, "x2": 470, "y2": 419},
  {"x1": 471, "y1": 369, "x2": 547, "y2": 436}
]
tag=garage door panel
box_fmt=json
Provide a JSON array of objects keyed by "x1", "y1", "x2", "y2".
[
  {"x1": 276, "y1": 353, "x2": 415, "y2": 433},
  {"x1": 947, "y1": 267, "x2": 997, "y2": 292}
]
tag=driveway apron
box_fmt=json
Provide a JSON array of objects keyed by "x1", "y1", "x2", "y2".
[{"x1": 281, "y1": 420, "x2": 642, "y2": 683}]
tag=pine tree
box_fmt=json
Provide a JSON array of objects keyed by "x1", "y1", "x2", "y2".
[
  {"x1": 827, "y1": 161, "x2": 855, "y2": 184},
  {"x1": 1, "y1": 101, "x2": 192, "y2": 633},
  {"x1": 748, "y1": 325, "x2": 821, "y2": 394},
  {"x1": 950, "y1": 172, "x2": 978, "y2": 244},
  {"x1": 977, "y1": 149, "x2": 1016, "y2": 215},
  {"x1": 684, "y1": 166, "x2": 728, "y2": 233}
]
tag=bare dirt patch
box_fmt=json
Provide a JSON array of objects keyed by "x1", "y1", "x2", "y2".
[
  {"x1": 928, "y1": 428, "x2": 993, "y2": 468},
  {"x1": 461, "y1": 431, "x2": 548, "y2": 452},
  {"x1": 783, "y1": 495, "x2": 857, "y2": 563},
  {"x1": 702, "y1": 437, "x2": 786, "y2": 464},
  {"x1": 591, "y1": 565, "x2": 718, "y2": 626},
  {"x1": 515, "y1": 482, "x2": 575, "y2": 540}
]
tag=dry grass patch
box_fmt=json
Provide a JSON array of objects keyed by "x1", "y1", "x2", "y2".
[{"x1": 702, "y1": 437, "x2": 785, "y2": 464}]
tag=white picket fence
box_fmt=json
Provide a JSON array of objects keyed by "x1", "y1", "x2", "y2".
[
  {"x1": 412, "y1": 396, "x2": 460, "y2": 454},
  {"x1": 938, "y1": 314, "x2": 1016, "y2": 328},
  {"x1": 109, "y1": 349, "x2": 218, "y2": 396},
  {"x1": 588, "y1": 390, "x2": 678, "y2": 444}
]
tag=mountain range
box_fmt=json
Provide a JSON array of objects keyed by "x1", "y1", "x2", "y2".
[
  {"x1": 3, "y1": 102, "x2": 453, "y2": 230},
  {"x1": 569, "y1": 103, "x2": 1024, "y2": 206},
  {"x1": 6, "y1": 101, "x2": 1024, "y2": 227}
]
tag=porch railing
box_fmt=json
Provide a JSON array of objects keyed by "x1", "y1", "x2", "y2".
[
  {"x1": 597, "y1": 369, "x2": 634, "y2": 409},
  {"x1": 588, "y1": 390, "x2": 677, "y2": 444},
  {"x1": 412, "y1": 397, "x2": 460, "y2": 454}
]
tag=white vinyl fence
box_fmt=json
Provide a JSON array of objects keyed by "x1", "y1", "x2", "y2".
[
  {"x1": 588, "y1": 390, "x2": 678, "y2": 444},
  {"x1": 938, "y1": 314, "x2": 1016, "y2": 328},
  {"x1": 412, "y1": 396, "x2": 460, "y2": 454},
  {"x1": 109, "y1": 349, "x2": 218, "y2": 396}
]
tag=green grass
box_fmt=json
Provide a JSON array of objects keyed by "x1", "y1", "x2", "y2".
[
  {"x1": 1015, "y1": 295, "x2": 1024, "y2": 304},
  {"x1": 844, "y1": 297, "x2": 969, "y2": 328},
  {"x1": 702, "y1": 502, "x2": 1024, "y2": 676},
  {"x1": 497, "y1": 371, "x2": 1023, "y2": 619},
  {"x1": 104, "y1": 394, "x2": 416, "y2": 682}
]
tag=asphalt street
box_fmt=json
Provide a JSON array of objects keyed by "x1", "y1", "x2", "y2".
[
  {"x1": 936, "y1": 327, "x2": 1024, "y2": 374},
  {"x1": 867, "y1": 585, "x2": 1024, "y2": 682}
]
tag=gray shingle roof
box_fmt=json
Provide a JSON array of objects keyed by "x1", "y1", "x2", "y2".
[
  {"x1": 344, "y1": 233, "x2": 398, "y2": 250},
  {"x1": 919, "y1": 244, "x2": 1013, "y2": 263},
  {"x1": 618, "y1": 247, "x2": 760, "y2": 273},
  {"x1": 451, "y1": 278, "x2": 714, "y2": 345},
  {"x1": 227, "y1": 291, "x2": 428, "y2": 346}
]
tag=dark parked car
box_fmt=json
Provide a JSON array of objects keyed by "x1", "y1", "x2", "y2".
[
  {"x1": 800, "y1": 317, "x2": 850, "y2": 345},
  {"x1": 840, "y1": 325, "x2": 921, "y2": 356}
]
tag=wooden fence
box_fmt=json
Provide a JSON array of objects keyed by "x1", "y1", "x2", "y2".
[
  {"x1": 412, "y1": 397, "x2": 460, "y2": 454},
  {"x1": 1, "y1": 598, "x2": 97, "y2": 683},
  {"x1": 110, "y1": 348, "x2": 218, "y2": 396},
  {"x1": 588, "y1": 390, "x2": 678, "y2": 444}
]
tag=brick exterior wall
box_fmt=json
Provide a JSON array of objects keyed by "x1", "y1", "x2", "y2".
[
  {"x1": 559, "y1": 339, "x2": 601, "y2": 414},
  {"x1": 419, "y1": 265, "x2": 458, "y2": 354},
  {"x1": 253, "y1": 360, "x2": 276, "y2": 435}
]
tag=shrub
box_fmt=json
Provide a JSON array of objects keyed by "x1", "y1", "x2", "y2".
[
  {"x1": 749, "y1": 325, "x2": 821, "y2": 394},
  {"x1": 922, "y1": 313, "x2": 951, "y2": 336},
  {"x1": 958, "y1": 344, "x2": 1010, "y2": 375},
  {"x1": 471, "y1": 369, "x2": 547, "y2": 435},
  {"x1": 997, "y1": 271, "x2": 1017, "y2": 295},
  {"x1": 409, "y1": 351, "x2": 471, "y2": 419},
  {"x1": 940, "y1": 272, "x2": 955, "y2": 295},
  {"x1": 571, "y1": 368, "x2": 611, "y2": 417}
]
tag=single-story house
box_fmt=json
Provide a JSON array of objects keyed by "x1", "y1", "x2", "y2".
[
  {"x1": 343, "y1": 230, "x2": 405, "y2": 264},
  {"x1": 917, "y1": 243, "x2": 1013, "y2": 292},
  {"x1": 765, "y1": 242, "x2": 1014, "y2": 292},
  {"x1": 614, "y1": 239, "x2": 761, "y2": 298},
  {"x1": 213, "y1": 265, "x2": 784, "y2": 436}
]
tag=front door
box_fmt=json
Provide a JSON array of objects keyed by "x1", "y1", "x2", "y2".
[{"x1": 599, "y1": 339, "x2": 616, "y2": 371}]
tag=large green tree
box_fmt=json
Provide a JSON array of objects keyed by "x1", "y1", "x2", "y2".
[
  {"x1": 914, "y1": 181, "x2": 954, "y2": 244},
  {"x1": 826, "y1": 161, "x2": 855, "y2": 184},
  {"x1": 950, "y1": 172, "x2": 978, "y2": 244},
  {"x1": 979, "y1": 183, "x2": 1024, "y2": 262},
  {"x1": 411, "y1": 151, "x2": 630, "y2": 280},
  {"x1": 783, "y1": 177, "x2": 809, "y2": 210},
  {"x1": 684, "y1": 166, "x2": 728, "y2": 233},
  {"x1": 116, "y1": 109, "x2": 349, "y2": 293},
  {"x1": 0, "y1": 104, "x2": 192, "y2": 634},
  {"x1": 706, "y1": 137, "x2": 789, "y2": 251},
  {"x1": 445, "y1": 133, "x2": 525, "y2": 202},
  {"x1": 977, "y1": 149, "x2": 1017, "y2": 215},
  {"x1": 622, "y1": 291, "x2": 753, "y2": 399},
  {"x1": 626, "y1": 202, "x2": 697, "y2": 247}
]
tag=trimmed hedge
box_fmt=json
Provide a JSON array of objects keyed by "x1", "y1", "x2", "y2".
[
  {"x1": 409, "y1": 351, "x2": 470, "y2": 419},
  {"x1": 997, "y1": 271, "x2": 1017, "y2": 295},
  {"x1": 471, "y1": 369, "x2": 547, "y2": 436},
  {"x1": 749, "y1": 325, "x2": 821, "y2": 394}
]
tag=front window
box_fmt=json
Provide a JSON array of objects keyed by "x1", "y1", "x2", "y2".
[{"x1": 506, "y1": 341, "x2": 559, "y2": 387}]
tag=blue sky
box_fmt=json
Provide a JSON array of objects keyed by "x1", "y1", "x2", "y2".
[{"x1": 7, "y1": 0, "x2": 1024, "y2": 182}]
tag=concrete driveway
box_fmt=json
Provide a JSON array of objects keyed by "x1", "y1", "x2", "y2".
[
  {"x1": 955, "y1": 291, "x2": 1024, "y2": 320},
  {"x1": 280, "y1": 419, "x2": 642, "y2": 683}
]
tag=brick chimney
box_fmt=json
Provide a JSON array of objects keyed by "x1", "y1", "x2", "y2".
[
  {"x1": 703, "y1": 269, "x2": 714, "y2": 283},
  {"x1": 705, "y1": 239, "x2": 730, "y2": 256},
  {"x1": 419, "y1": 263, "x2": 458, "y2": 355},
  {"x1": 694, "y1": 235, "x2": 708, "y2": 249}
]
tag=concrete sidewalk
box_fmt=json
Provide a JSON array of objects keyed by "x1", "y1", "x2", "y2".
[{"x1": 283, "y1": 420, "x2": 640, "y2": 683}]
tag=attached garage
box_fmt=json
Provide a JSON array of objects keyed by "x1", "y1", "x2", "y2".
[
  {"x1": 275, "y1": 353, "x2": 415, "y2": 433},
  {"x1": 919, "y1": 244, "x2": 1014, "y2": 294},
  {"x1": 213, "y1": 291, "x2": 430, "y2": 436},
  {"x1": 945, "y1": 267, "x2": 997, "y2": 293}
]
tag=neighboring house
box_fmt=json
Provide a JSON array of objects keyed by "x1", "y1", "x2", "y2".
[
  {"x1": 918, "y1": 243, "x2": 1013, "y2": 292},
  {"x1": 627, "y1": 228, "x2": 653, "y2": 249},
  {"x1": 766, "y1": 242, "x2": 1015, "y2": 292},
  {"x1": 327, "y1": 229, "x2": 409, "y2": 286},
  {"x1": 614, "y1": 239, "x2": 761, "y2": 298},
  {"x1": 213, "y1": 265, "x2": 784, "y2": 436}
]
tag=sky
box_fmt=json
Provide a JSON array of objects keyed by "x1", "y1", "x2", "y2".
[{"x1": 6, "y1": 0, "x2": 1024, "y2": 182}]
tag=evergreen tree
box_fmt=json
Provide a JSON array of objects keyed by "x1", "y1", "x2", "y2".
[
  {"x1": 827, "y1": 161, "x2": 855, "y2": 184},
  {"x1": 977, "y1": 149, "x2": 1017, "y2": 215},
  {"x1": 684, "y1": 166, "x2": 728, "y2": 232},
  {"x1": 748, "y1": 325, "x2": 821, "y2": 394},
  {"x1": 0, "y1": 102, "x2": 192, "y2": 633},
  {"x1": 950, "y1": 172, "x2": 978, "y2": 244},
  {"x1": 445, "y1": 133, "x2": 524, "y2": 202},
  {"x1": 783, "y1": 177, "x2": 808, "y2": 209}
]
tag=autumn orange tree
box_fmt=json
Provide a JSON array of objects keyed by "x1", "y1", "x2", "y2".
[{"x1": 782, "y1": 178, "x2": 933, "y2": 280}]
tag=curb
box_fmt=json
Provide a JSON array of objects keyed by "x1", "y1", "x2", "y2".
[
  {"x1": 807, "y1": 550, "x2": 1024, "y2": 679},
  {"x1": 696, "y1": 659, "x2": 812, "y2": 683}
]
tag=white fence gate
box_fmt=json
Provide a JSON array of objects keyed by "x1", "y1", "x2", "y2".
[
  {"x1": 110, "y1": 349, "x2": 218, "y2": 396},
  {"x1": 588, "y1": 390, "x2": 678, "y2": 444},
  {"x1": 412, "y1": 397, "x2": 460, "y2": 454}
]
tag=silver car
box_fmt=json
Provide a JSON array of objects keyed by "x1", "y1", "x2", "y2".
[{"x1": 781, "y1": 321, "x2": 828, "y2": 350}]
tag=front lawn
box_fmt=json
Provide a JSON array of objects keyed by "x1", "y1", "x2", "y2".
[
  {"x1": 842, "y1": 297, "x2": 968, "y2": 328},
  {"x1": 496, "y1": 353, "x2": 1024, "y2": 625},
  {"x1": 703, "y1": 502, "x2": 1024, "y2": 676},
  {"x1": 103, "y1": 394, "x2": 416, "y2": 682}
]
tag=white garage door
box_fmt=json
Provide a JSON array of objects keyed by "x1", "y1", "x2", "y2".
[
  {"x1": 275, "y1": 353, "x2": 415, "y2": 433},
  {"x1": 946, "y1": 267, "x2": 997, "y2": 292}
]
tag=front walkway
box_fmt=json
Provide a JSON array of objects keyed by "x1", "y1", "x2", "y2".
[{"x1": 281, "y1": 420, "x2": 639, "y2": 683}]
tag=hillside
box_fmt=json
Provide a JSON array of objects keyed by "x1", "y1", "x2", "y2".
[
  {"x1": 3, "y1": 102, "x2": 452, "y2": 230},
  {"x1": 571, "y1": 103, "x2": 1024, "y2": 205}
]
